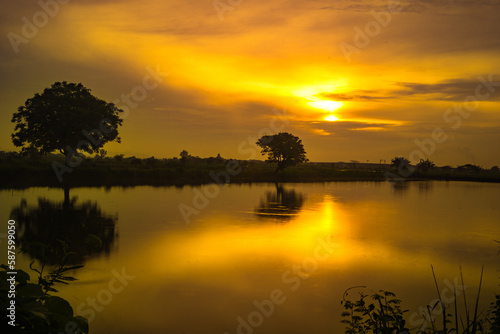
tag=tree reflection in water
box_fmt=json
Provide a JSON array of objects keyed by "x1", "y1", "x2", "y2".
[
  {"x1": 391, "y1": 180, "x2": 410, "y2": 195},
  {"x1": 255, "y1": 183, "x2": 305, "y2": 222},
  {"x1": 10, "y1": 189, "x2": 118, "y2": 265}
]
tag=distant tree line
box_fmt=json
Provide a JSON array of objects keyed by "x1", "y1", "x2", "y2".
[
  {"x1": 390, "y1": 156, "x2": 498, "y2": 173},
  {"x1": 7, "y1": 81, "x2": 499, "y2": 176}
]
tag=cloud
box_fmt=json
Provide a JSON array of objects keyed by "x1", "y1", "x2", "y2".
[
  {"x1": 316, "y1": 0, "x2": 500, "y2": 13},
  {"x1": 315, "y1": 76, "x2": 500, "y2": 102},
  {"x1": 1, "y1": 0, "x2": 500, "y2": 165},
  {"x1": 307, "y1": 120, "x2": 399, "y2": 136},
  {"x1": 395, "y1": 78, "x2": 500, "y2": 101},
  {"x1": 316, "y1": 92, "x2": 388, "y2": 102}
]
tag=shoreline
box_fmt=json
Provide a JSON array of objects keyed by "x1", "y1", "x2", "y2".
[{"x1": 1, "y1": 159, "x2": 499, "y2": 189}]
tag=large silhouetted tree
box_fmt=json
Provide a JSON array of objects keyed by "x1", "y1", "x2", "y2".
[
  {"x1": 11, "y1": 81, "x2": 123, "y2": 156},
  {"x1": 256, "y1": 132, "x2": 308, "y2": 171}
]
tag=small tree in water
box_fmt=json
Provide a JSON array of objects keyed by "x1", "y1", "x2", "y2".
[{"x1": 256, "y1": 132, "x2": 308, "y2": 171}]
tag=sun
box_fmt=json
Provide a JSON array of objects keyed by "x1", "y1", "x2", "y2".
[
  {"x1": 293, "y1": 84, "x2": 344, "y2": 117},
  {"x1": 308, "y1": 101, "x2": 343, "y2": 122},
  {"x1": 292, "y1": 84, "x2": 345, "y2": 121}
]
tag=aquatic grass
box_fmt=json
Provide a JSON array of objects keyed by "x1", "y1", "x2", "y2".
[
  {"x1": 471, "y1": 266, "x2": 484, "y2": 333},
  {"x1": 341, "y1": 265, "x2": 493, "y2": 334},
  {"x1": 422, "y1": 265, "x2": 486, "y2": 334},
  {"x1": 461, "y1": 266, "x2": 470, "y2": 333},
  {"x1": 454, "y1": 285, "x2": 459, "y2": 334},
  {"x1": 431, "y1": 265, "x2": 448, "y2": 333}
]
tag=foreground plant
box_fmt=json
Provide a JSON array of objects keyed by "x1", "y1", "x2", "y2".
[
  {"x1": 341, "y1": 266, "x2": 495, "y2": 334},
  {"x1": 341, "y1": 287, "x2": 409, "y2": 334},
  {"x1": 0, "y1": 240, "x2": 89, "y2": 333}
]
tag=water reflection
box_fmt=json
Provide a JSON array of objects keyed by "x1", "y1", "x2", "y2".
[
  {"x1": 418, "y1": 180, "x2": 434, "y2": 194},
  {"x1": 10, "y1": 189, "x2": 118, "y2": 264},
  {"x1": 255, "y1": 183, "x2": 305, "y2": 222},
  {"x1": 3, "y1": 182, "x2": 498, "y2": 334},
  {"x1": 391, "y1": 180, "x2": 410, "y2": 195}
]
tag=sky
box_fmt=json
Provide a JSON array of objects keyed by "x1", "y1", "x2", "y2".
[{"x1": 1, "y1": 0, "x2": 500, "y2": 166}]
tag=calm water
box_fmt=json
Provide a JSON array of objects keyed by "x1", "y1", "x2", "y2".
[{"x1": 2, "y1": 181, "x2": 499, "y2": 333}]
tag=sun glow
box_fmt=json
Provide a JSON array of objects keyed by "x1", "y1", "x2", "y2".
[
  {"x1": 292, "y1": 85, "x2": 345, "y2": 122},
  {"x1": 324, "y1": 114, "x2": 339, "y2": 121},
  {"x1": 307, "y1": 100, "x2": 344, "y2": 112}
]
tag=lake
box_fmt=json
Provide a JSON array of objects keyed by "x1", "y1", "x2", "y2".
[{"x1": 2, "y1": 181, "x2": 499, "y2": 333}]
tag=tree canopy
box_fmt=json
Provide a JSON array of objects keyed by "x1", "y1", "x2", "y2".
[
  {"x1": 11, "y1": 81, "x2": 123, "y2": 156},
  {"x1": 391, "y1": 156, "x2": 411, "y2": 168},
  {"x1": 256, "y1": 132, "x2": 308, "y2": 171},
  {"x1": 416, "y1": 158, "x2": 435, "y2": 172}
]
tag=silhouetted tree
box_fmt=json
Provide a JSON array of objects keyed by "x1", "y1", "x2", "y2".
[
  {"x1": 113, "y1": 154, "x2": 125, "y2": 161},
  {"x1": 391, "y1": 156, "x2": 411, "y2": 169},
  {"x1": 457, "y1": 164, "x2": 482, "y2": 172},
  {"x1": 416, "y1": 158, "x2": 435, "y2": 172},
  {"x1": 256, "y1": 132, "x2": 308, "y2": 171},
  {"x1": 96, "y1": 149, "x2": 107, "y2": 159},
  {"x1": 145, "y1": 156, "x2": 159, "y2": 166},
  {"x1": 11, "y1": 82, "x2": 123, "y2": 156},
  {"x1": 180, "y1": 150, "x2": 189, "y2": 162}
]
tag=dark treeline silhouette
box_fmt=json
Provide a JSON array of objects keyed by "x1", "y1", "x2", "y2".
[{"x1": 1, "y1": 150, "x2": 500, "y2": 189}]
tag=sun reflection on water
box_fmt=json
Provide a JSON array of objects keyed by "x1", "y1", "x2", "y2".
[{"x1": 146, "y1": 194, "x2": 351, "y2": 280}]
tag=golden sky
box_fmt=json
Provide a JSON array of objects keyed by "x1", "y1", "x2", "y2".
[{"x1": 1, "y1": 0, "x2": 500, "y2": 166}]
